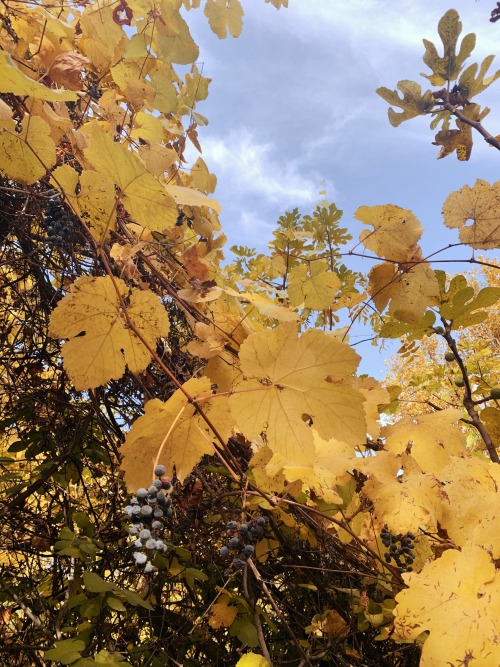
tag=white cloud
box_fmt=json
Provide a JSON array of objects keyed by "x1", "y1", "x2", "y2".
[{"x1": 201, "y1": 128, "x2": 328, "y2": 206}]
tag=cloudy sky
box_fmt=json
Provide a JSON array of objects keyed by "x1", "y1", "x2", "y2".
[{"x1": 183, "y1": 1, "x2": 500, "y2": 377}]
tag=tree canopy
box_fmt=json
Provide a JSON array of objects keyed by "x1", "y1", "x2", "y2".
[{"x1": 0, "y1": 2, "x2": 500, "y2": 666}]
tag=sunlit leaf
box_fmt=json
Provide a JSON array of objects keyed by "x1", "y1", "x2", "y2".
[
  {"x1": 393, "y1": 546, "x2": 500, "y2": 667},
  {"x1": 49, "y1": 276, "x2": 169, "y2": 390},
  {"x1": 229, "y1": 322, "x2": 365, "y2": 467},
  {"x1": 442, "y1": 178, "x2": 500, "y2": 249},
  {"x1": 205, "y1": 0, "x2": 244, "y2": 38},
  {"x1": 0, "y1": 116, "x2": 55, "y2": 185},
  {"x1": 120, "y1": 377, "x2": 233, "y2": 487}
]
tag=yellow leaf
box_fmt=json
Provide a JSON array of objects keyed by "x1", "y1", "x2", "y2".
[
  {"x1": 165, "y1": 184, "x2": 221, "y2": 212},
  {"x1": 239, "y1": 292, "x2": 300, "y2": 322},
  {"x1": 154, "y1": 0, "x2": 199, "y2": 64},
  {"x1": 439, "y1": 456, "x2": 500, "y2": 558},
  {"x1": 353, "y1": 377, "x2": 390, "y2": 440},
  {"x1": 186, "y1": 322, "x2": 228, "y2": 359},
  {"x1": 421, "y1": 10, "x2": 475, "y2": 84},
  {"x1": 264, "y1": 431, "x2": 356, "y2": 503},
  {"x1": 0, "y1": 115, "x2": 55, "y2": 185},
  {"x1": 376, "y1": 80, "x2": 434, "y2": 127},
  {"x1": 49, "y1": 276, "x2": 169, "y2": 390},
  {"x1": 442, "y1": 178, "x2": 500, "y2": 249},
  {"x1": 229, "y1": 322, "x2": 365, "y2": 467},
  {"x1": 130, "y1": 112, "x2": 166, "y2": 145},
  {"x1": 84, "y1": 123, "x2": 178, "y2": 231},
  {"x1": 235, "y1": 654, "x2": 270, "y2": 667},
  {"x1": 188, "y1": 157, "x2": 217, "y2": 194},
  {"x1": 383, "y1": 408, "x2": 467, "y2": 474},
  {"x1": 138, "y1": 144, "x2": 178, "y2": 178},
  {"x1": 205, "y1": 0, "x2": 244, "y2": 38},
  {"x1": 0, "y1": 50, "x2": 77, "y2": 101},
  {"x1": 356, "y1": 205, "x2": 423, "y2": 262},
  {"x1": 361, "y1": 452, "x2": 443, "y2": 533},
  {"x1": 368, "y1": 262, "x2": 439, "y2": 323},
  {"x1": 265, "y1": 0, "x2": 288, "y2": 7},
  {"x1": 288, "y1": 260, "x2": 341, "y2": 310},
  {"x1": 120, "y1": 377, "x2": 233, "y2": 488},
  {"x1": 51, "y1": 165, "x2": 117, "y2": 241},
  {"x1": 393, "y1": 546, "x2": 500, "y2": 667},
  {"x1": 80, "y1": 6, "x2": 127, "y2": 70},
  {"x1": 208, "y1": 599, "x2": 238, "y2": 629},
  {"x1": 254, "y1": 536, "x2": 280, "y2": 563}
]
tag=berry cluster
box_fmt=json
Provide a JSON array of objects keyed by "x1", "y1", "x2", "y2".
[
  {"x1": 220, "y1": 516, "x2": 269, "y2": 571},
  {"x1": 380, "y1": 525, "x2": 415, "y2": 572},
  {"x1": 44, "y1": 198, "x2": 79, "y2": 249},
  {"x1": 85, "y1": 78, "x2": 103, "y2": 100},
  {"x1": 124, "y1": 464, "x2": 173, "y2": 573}
]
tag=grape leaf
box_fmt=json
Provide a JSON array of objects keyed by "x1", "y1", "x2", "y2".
[
  {"x1": 0, "y1": 116, "x2": 55, "y2": 185},
  {"x1": 120, "y1": 377, "x2": 233, "y2": 488},
  {"x1": 45, "y1": 639, "x2": 86, "y2": 665},
  {"x1": 287, "y1": 260, "x2": 341, "y2": 310},
  {"x1": 368, "y1": 262, "x2": 439, "y2": 324},
  {"x1": 439, "y1": 456, "x2": 500, "y2": 558},
  {"x1": 154, "y1": 3, "x2": 199, "y2": 64},
  {"x1": 209, "y1": 598, "x2": 238, "y2": 629},
  {"x1": 84, "y1": 123, "x2": 179, "y2": 232},
  {"x1": 353, "y1": 377, "x2": 390, "y2": 440},
  {"x1": 361, "y1": 452, "x2": 443, "y2": 533},
  {"x1": 383, "y1": 408, "x2": 467, "y2": 474},
  {"x1": 393, "y1": 546, "x2": 500, "y2": 667},
  {"x1": 205, "y1": 0, "x2": 244, "y2": 39},
  {"x1": 442, "y1": 178, "x2": 500, "y2": 249},
  {"x1": 51, "y1": 165, "x2": 116, "y2": 241},
  {"x1": 356, "y1": 205, "x2": 423, "y2": 262},
  {"x1": 49, "y1": 276, "x2": 169, "y2": 390},
  {"x1": 376, "y1": 80, "x2": 434, "y2": 127},
  {"x1": 186, "y1": 322, "x2": 229, "y2": 359},
  {"x1": 229, "y1": 322, "x2": 365, "y2": 467},
  {"x1": 80, "y1": 6, "x2": 127, "y2": 70},
  {"x1": 0, "y1": 50, "x2": 77, "y2": 101},
  {"x1": 421, "y1": 9, "x2": 476, "y2": 85}
]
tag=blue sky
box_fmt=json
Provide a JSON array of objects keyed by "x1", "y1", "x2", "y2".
[{"x1": 183, "y1": 1, "x2": 500, "y2": 377}]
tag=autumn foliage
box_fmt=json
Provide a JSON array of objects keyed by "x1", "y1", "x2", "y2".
[{"x1": 1, "y1": 2, "x2": 500, "y2": 666}]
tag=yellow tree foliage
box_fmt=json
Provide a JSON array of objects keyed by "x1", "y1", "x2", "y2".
[{"x1": 1, "y1": 3, "x2": 500, "y2": 666}]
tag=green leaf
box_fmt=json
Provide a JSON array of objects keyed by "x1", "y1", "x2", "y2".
[
  {"x1": 182, "y1": 567, "x2": 209, "y2": 588},
  {"x1": 106, "y1": 595, "x2": 126, "y2": 613},
  {"x1": 230, "y1": 618, "x2": 259, "y2": 647},
  {"x1": 421, "y1": 10, "x2": 475, "y2": 84},
  {"x1": 45, "y1": 639, "x2": 86, "y2": 665},
  {"x1": 379, "y1": 310, "x2": 436, "y2": 340},
  {"x1": 118, "y1": 589, "x2": 153, "y2": 610},
  {"x1": 83, "y1": 571, "x2": 117, "y2": 593},
  {"x1": 376, "y1": 80, "x2": 434, "y2": 127},
  {"x1": 440, "y1": 286, "x2": 500, "y2": 328}
]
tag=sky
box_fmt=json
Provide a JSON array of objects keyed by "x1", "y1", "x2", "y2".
[{"x1": 182, "y1": 0, "x2": 500, "y2": 377}]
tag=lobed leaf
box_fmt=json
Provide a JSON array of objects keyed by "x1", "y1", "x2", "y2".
[
  {"x1": 376, "y1": 80, "x2": 434, "y2": 127},
  {"x1": 393, "y1": 546, "x2": 500, "y2": 666},
  {"x1": 49, "y1": 276, "x2": 170, "y2": 390},
  {"x1": 442, "y1": 178, "x2": 500, "y2": 249}
]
